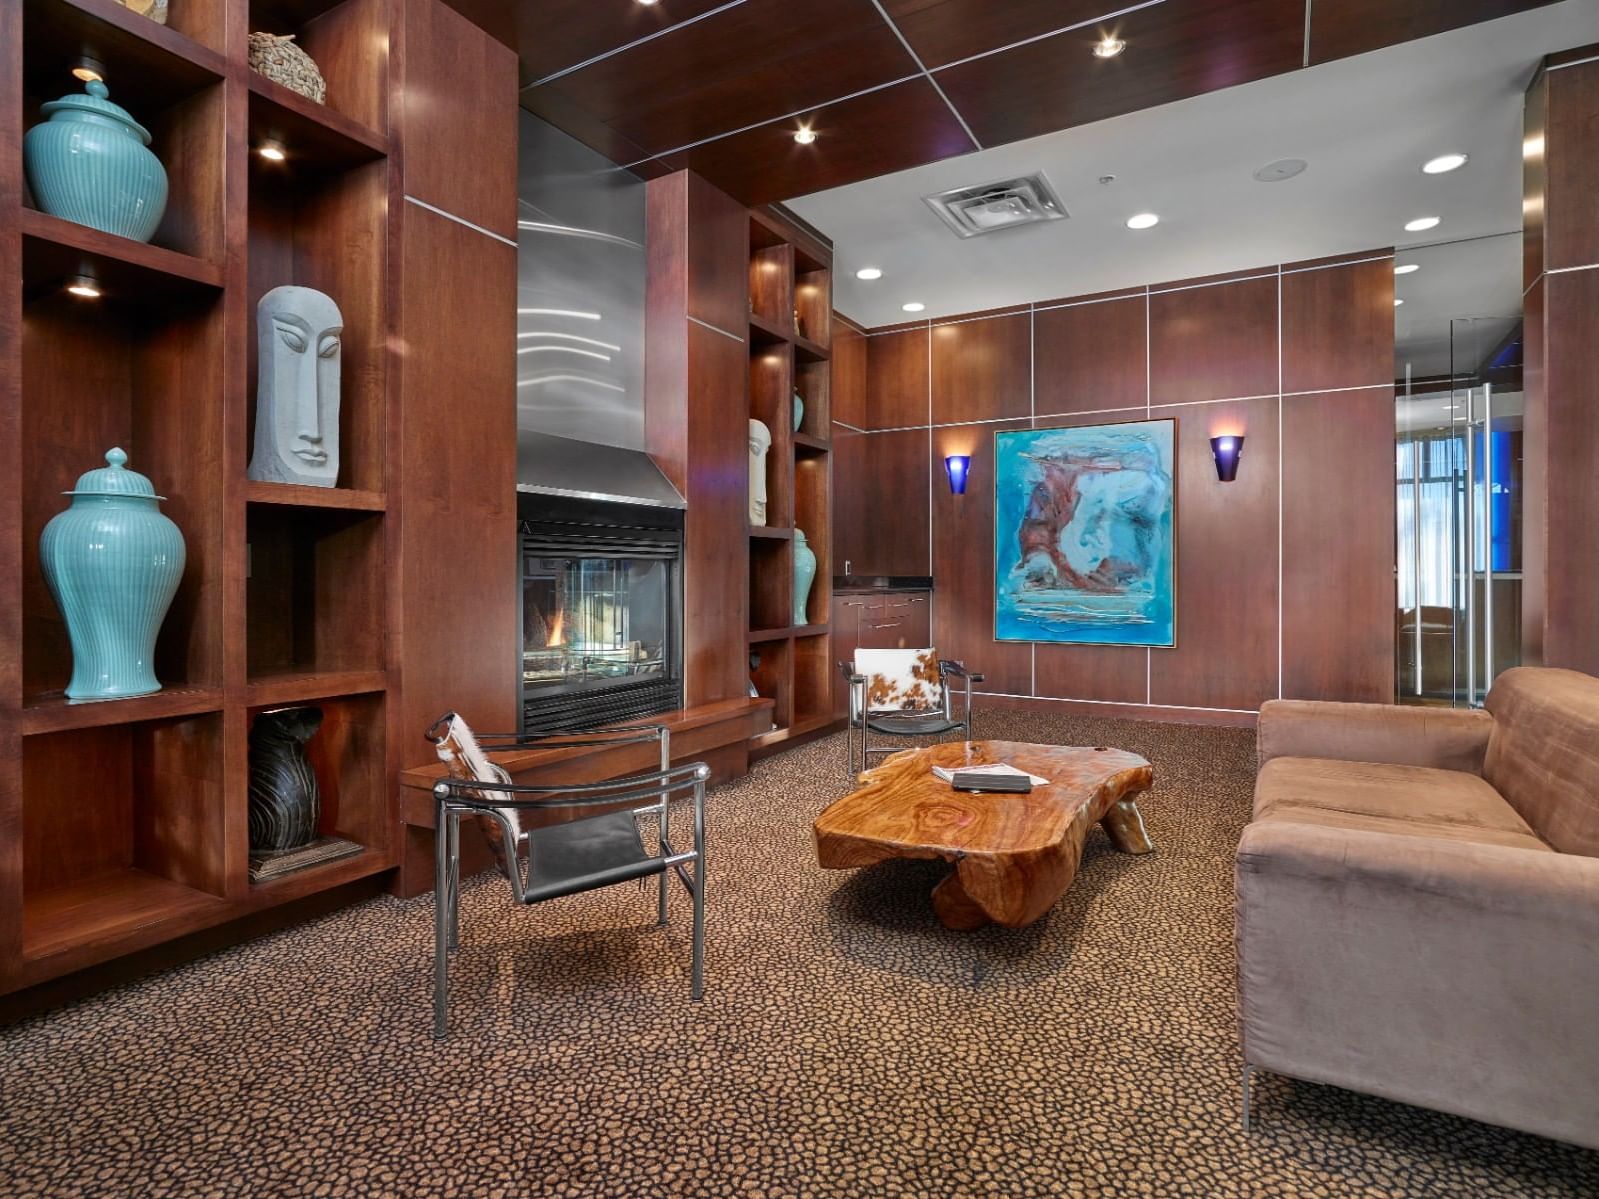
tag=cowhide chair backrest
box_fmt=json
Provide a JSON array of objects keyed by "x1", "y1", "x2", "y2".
[
  {"x1": 429, "y1": 712, "x2": 522, "y2": 880},
  {"x1": 852, "y1": 648, "x2": 943, "y2": 719}
]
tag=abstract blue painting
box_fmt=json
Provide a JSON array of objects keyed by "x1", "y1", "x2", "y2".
[{"x1": 994, "y1": 420, "x2": 1176, "y2": 647}]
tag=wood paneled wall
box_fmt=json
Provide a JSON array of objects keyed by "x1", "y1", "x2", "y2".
[
  {"x1": 644, "y1": 171, "x2": 750, "y2": 706},
  {"x1": 1522, "y1": 48, "x2": 1599, "y2": 675},
  {"x1": 832, "y1": 252, "x2": 1396, "y2": 720}
]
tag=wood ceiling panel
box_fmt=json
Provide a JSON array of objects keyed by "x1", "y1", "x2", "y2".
[
  {"x1": 1307, "y1": 0, "x2": 1561, "y2": 66},
  {"x1": 444, "y1": 0, "x2": 737, "y2": 86},
  {"x1": 882, "y1": 0, "x2": 1128, "y2": 70},
  {"x1": 933, "y1": 0, "x2": 1304, "y2": 149},
  {"x1": 655, "y1": 78, "x2": 974, "y2": 207},
  {"x1": 525, "y1": 0, "x2": 919, "y2": 160}
]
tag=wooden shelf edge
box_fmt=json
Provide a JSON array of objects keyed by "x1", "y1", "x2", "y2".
[
  {"x1": 243, "y1": 670, "x2": 388, "y2": 707},
  {"x1": 793, "y1": 624, "x2": 829, "y2": 638},
  {"x1": 747, "y1": 628, "x2": 792, "y2": 644},
  {"x1": 794, "y1": 333, "x2": 831, "y2": 362},
  {"x1": 749, "y1": 525, "x2": 793, "y2": 540},
  {"x1": 794, "y1": 433, "x2": 831, "y2": 453},
  {"x1": 244, "y1": 481, "x2": 387, "y2": 511},
  {"x1": 20, "y1": 685, "x2": 224, "y2": 734},
  {"x1": 749, "y1": 311, "x2": 793, "y2": 343},
  {"x1": 19, "y1": 208, "x2": 224, "y2": 289},
  {"x1": 45, "y1": 0, "x2": 229, "y2": 76},
  {"x1": 247, "y1": 73, "x2": 391, "y2": 159},
  {"x1": 21, "y1": 868, "x2": 228, "y2": 964}
]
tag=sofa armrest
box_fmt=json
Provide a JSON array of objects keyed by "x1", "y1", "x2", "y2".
[
  {"x1": 1257, "y1": 699, "x2": 1493, "y2": 774},
  {"x1": 1235, "y1": 821, "x2": 1599, "y2": 1148}
]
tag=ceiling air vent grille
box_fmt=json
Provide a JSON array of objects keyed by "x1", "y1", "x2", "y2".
[{"x1": 922, "y1": 173, "x2": 1068, "y2": 239}]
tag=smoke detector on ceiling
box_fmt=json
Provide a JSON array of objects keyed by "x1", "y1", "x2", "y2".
[{"x1": 922, "y1": 173, "x2": 1069, "y2": 238}]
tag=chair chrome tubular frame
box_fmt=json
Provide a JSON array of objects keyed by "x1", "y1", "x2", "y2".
[
  {"x1": 838, "y1": 659, "x2": 984, "y2": 779},
  {"x1": 427, "y1": 722, "x2": 707, "y2": 1040}
]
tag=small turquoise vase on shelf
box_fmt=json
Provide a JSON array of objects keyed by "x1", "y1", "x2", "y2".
[
  {"x1": 793, "y1": 527, "x2": 817, "y2": 625},
  {"x1": 24, "y1": 80, "x2": 168, "y2": 243},
  {"x1": 793, "y1": 390, "x2": 805, "y2": 433},
  {"x1": 40, "y1": 449, "x2": 186, "y2": 701}
]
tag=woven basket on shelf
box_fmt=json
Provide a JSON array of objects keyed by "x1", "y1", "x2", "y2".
[
  {"x1": 119, "y1": 0, "x2": 169, "y2": 25},
  {"x1": 248, "y1": 33, "x2": 327, "y2": 105}
]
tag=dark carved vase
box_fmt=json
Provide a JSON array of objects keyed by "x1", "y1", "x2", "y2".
[{"x1": 248, "y1": 706, "x2": 324, "y2": 852}]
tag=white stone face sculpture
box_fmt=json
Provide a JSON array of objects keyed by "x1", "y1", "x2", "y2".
[
  {"x1": 249, "y1": 285, "x2": 343, "y2": 487},
  {"x1": 748, "y1": 418, "x2": 772, "y2": 526}
]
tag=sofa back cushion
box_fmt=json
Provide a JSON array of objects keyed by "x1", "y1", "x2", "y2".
[{"x1": 1483, "y1": 667, "x2": 1599, "y2": 856}]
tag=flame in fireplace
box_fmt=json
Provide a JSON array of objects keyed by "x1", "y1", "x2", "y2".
[{"x1": 547, "y1": 610, "x2": 565, "y2": 647}]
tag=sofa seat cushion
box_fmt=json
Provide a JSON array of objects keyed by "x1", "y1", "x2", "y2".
[{"x1": 1254, "y1": 757, "x2": 1552, "y2": 852}]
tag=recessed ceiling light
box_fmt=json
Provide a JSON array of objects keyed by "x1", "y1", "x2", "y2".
[
  {"x1": 1404, "y1": 216, "x2": 1440, "y2": 232},
  {"x1": 1253, "y1": 158, "x2": 1308, "y2": 183},
  {"x1": 637, "y1": 0, "x2": 660, "y2": 5},
  {"x1": 1092, "y1": 35, "x2": 1125, "y2": 59},
  {"x1": 257, "y1": 140, "x2": 286, "y2": 162},
  {"x1": 856, "y1": 267, "x2": 883, "y2": 281},
  {"x1": 66, "y1": 274, "x2": 101, "y2": 299},
  {"x1": 793, "y1": 126, "x2": 817, "y2": 145},
  {"x1": 71, "y1": 57, "x2": 105, "y2": 83},
  {"x1": 1421, "y1": 153, "x2": 1468, "y2": 175},
  {"x1": 902, "y1": 302, "x2": 925, "y2": 313},
  {"x1": 1394, "y1": 298, "x2": 1404, "y2": 307},
  {"x1": 1126, "y1": 212, "x2": 1159, "y2": 230},
  {"x1": 1394, "y1": 263, "x2": 1419, "y2": 275}
]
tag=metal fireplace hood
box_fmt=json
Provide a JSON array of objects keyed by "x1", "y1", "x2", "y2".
[{"x1": 516, "y1": 429, "x2": 685, "y2": 510}]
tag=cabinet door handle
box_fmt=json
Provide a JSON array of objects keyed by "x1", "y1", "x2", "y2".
[{"x1": 870, "y1": 621, "x2": 902, "y2": 629}]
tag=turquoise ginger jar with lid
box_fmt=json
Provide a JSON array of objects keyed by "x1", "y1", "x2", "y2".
[
  {"x1": 793, "y1": 527, "x2": 817, "y2": 625},
  {"x1": 41, "y1": 449, "x2": 186, "y2": 701},
  {"x1": 24, "y1": 79, "x2": 169, "y2": 243}
]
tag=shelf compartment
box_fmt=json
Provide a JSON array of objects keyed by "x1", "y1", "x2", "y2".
[
  {"x1": 22, "y1": 0, "x2": 227, "y2": 103},
  {"x1": 748, "y1": 311, "x2": 790, "y2": 348},
  {"x1": 20, "y1": 286, "x2": 226, "y2": 701},
  {"x1": 248, "y1": 0, "x2": 390, "y2": 135},
  {"x1": 244, "y1": 669, "x2": 386, "y2": 706},
  {"x1": 749, "y1": 241, "x2": 794, "y2": 330},
  {"x1": 248, "y1": 156, "x2": 388, "y2": 493},
  {"x1": 749, "y1": 340, "x2": 793, "y2": 529},
  {"x1": 244, "y1": 690, "x2": 388, "y2": 875},
  {"x1": 793, "y1": 250, "x2": 831, "y2": 350},
  {"x1": 20, "y1": 209, "x2": 223, "y2": 300},
  {"x1": 793, "y1": 632, "x2": 834, "y2": 726},
  {"x1": 23, "y1": 868, "x2": 229, "y2": 962},
  {"x1": 795, "y1": 453, "x2": 831, "y2": 627},
  {"x1": 245, "y1": 481, "x2": 387, "y2": 511},
  {"x1": 20, "y1": 685, "x2": 223, "y2": 735},
  {"x1": 749, "y1": 536, "x2": 792, "y2": 633},
  {"x1": 21, "y1": 710, "x2": 230, "y2": 962},
  {"x1": 796, "y1": 355, "x2": 830, "y2": 437},
  {"x1": 747, "y1": 636, "x2": 790, "y2": 734},
  {"x1": 246, "y1": 506, "x2": 385, "y2": 680},
  {"x1": 247, "y1": 74, "x2": 389, "y2": 176}
]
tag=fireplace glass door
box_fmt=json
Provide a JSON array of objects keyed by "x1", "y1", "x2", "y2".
[{"x1": 523, "y1": 555, "x2": 671, "y2": 696}]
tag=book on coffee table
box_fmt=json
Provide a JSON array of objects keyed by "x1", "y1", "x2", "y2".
[{"x1": 932, "y1": 763, "x2": 1048, "y2": 787}]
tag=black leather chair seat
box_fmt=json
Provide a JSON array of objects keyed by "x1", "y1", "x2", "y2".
[
  {"x1": 865, "y1": 713, "x2": 964, "y2": 737},
  {"x1": 521, "y1": 810, "x2": 666, "y2": 904}
]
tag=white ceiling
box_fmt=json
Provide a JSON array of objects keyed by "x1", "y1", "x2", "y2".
[{"x1": 790, "y1": 1, "x2": 1599, "y2": 339}]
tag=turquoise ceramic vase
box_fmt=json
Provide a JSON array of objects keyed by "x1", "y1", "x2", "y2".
[
  {"x1": 793, "y1": 390, "x2": 805, "y2": 432},
  {"x1": 24, "y1": 80, "x2": 168, "y2": 243},
  {"x1": 793, "y1": 527, "x2": 817, "y2": 625},
  {"x1": 41, "y1": 449, "x2": 186, "y2": 701}
]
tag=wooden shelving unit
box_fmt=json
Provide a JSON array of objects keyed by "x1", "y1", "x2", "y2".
[
  {"x1": 744, "y1": 209, "x2": 835, "y2": 752},
  {"x1": 0, "y1": 0, "x2": 398, "y2": 997}
]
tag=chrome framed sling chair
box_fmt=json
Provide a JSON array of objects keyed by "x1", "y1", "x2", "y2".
[
  {"x1": 840, "y1": 647, "x2": 983, "y2": 779},
  {"x1": 425, "y1": 713, "x2": 709, "y2": 1039}
]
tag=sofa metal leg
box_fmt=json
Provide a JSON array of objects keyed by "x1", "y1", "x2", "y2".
[{"x1": 1241, "y1": 1063, "x2": 1255, "y2": 1132}]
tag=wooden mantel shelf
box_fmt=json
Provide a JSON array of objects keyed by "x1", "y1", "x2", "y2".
[{"x1": 398, "y1": 697, "x2": 775, "y2": 825}]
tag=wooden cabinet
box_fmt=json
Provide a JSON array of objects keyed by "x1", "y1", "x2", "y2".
[{"x1": 830, "y1": 590, "x2": 932, "y2": 715}]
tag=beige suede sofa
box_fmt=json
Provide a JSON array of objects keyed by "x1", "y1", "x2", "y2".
[{"x1": 1235, "y1": 666, "x2": 1599, "y2": 1150}]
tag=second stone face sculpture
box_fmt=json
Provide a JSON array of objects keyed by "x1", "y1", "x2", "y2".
[
  {"x1": 250, "y1": 285, "x2": 343, "y2": 488},
  {"x1": 748, "y1": 418, "x2": 772, "y2": 526}
]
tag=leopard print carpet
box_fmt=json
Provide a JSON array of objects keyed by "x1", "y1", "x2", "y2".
[{"x1": 2, "y1": 711, "x2": 1596, "y2": 1198}]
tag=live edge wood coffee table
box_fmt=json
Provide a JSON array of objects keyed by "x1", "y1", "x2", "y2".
[{"x1": 813, "y1": 740, "x2": 1154, "y2": 930}]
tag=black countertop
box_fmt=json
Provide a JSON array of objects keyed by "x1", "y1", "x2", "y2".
[{"x1": 832, "y1": 576, "x2": 933, "y2": 593}]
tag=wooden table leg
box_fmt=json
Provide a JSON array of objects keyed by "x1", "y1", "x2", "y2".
[
  {"x1": 1100, "y1": 799, "x2": 1154, "y2": 854},
  {"x1": 930, "y1": 870, "x2": 991, "y2": 930}
]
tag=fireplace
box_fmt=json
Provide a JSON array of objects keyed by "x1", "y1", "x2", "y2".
[{"x1": 519, "y1": 493, "x2": 684, "y2": 733}]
